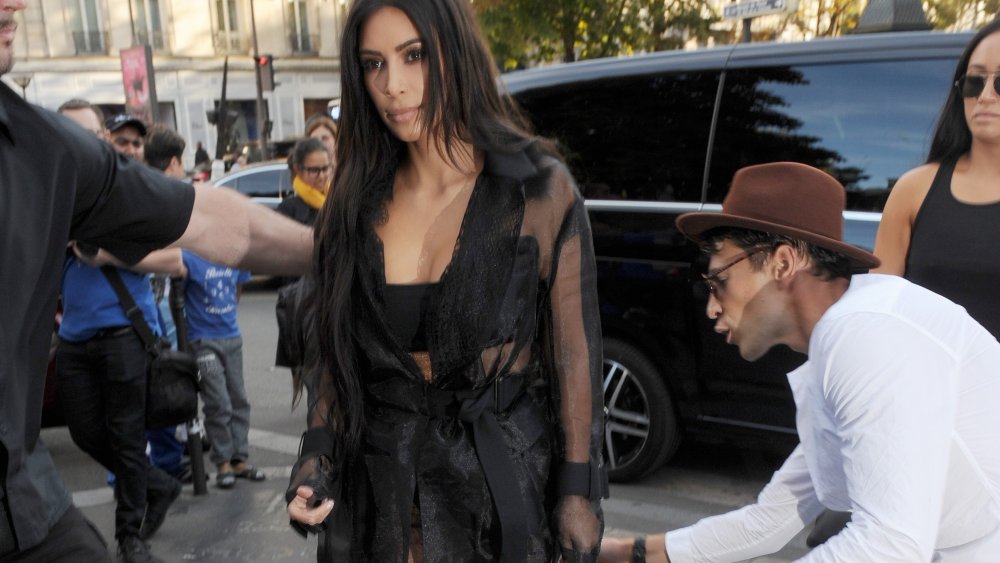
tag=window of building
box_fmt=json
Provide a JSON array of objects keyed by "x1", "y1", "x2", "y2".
[
  {"x1": 213, "y1": 0, "x2": 242, "y2": 53},
  {"x1": 69, "y1": 0, "x2": 105, "y2": 54},
  {"x1": 286, "y1": 0, "x2": 316, "y2": 54},
  {"x1": 132, "y1": 0, "x2": 165, "y2": 50}
]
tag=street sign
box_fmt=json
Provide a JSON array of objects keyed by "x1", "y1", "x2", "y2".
[{"x1": 723, "y1": 0, "x2": 797, "y2": 20}]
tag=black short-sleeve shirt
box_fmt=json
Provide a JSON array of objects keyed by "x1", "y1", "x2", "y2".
[{"x1": 0, "y1": 82, "x2": 194, "y2": 552}]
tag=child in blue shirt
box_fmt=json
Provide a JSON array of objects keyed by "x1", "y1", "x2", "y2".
[{"x1": 181, "y1": 250, "x2": 263, "y2": 489}]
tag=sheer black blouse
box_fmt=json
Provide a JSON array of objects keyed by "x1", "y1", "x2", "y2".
[{"x1": 297, "y1": 144, "x2": 607, "y2": 562}]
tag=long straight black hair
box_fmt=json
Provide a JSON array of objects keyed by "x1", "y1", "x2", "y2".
[
  {"x1": 927, "y1": 18, "x2": 1000, "y2": 164},
  {"x1": 313, "y1": 0, "x2": 540, "y2": 457}
]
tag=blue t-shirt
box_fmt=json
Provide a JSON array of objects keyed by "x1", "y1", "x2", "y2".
[
  {"x1": 59, "y1": 257, "x2": 162, "y2": 342},
  {"x1": 182, "y1": 250, "x2": 251, "y2": 341}
]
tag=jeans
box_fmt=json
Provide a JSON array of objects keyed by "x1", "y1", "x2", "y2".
[
  {"x1": 55, "y1": 330, "x2": 178, "y2": 540},
  {"x1": 194, "y1": 337, "x2": 250, "y2": 466}
]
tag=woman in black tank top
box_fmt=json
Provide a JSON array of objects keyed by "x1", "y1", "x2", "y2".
[{"x1": 874, "y1": 19, "x2": 1000, "y2": 339}]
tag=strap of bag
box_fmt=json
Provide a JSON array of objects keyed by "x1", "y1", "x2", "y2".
[{"x1": 99, "y1": 266, "x2": 160, "y2": 353}]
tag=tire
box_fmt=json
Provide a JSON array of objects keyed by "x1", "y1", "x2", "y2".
[{"x1": 602, "y1": 338, "x2": 679, "y2": 482}]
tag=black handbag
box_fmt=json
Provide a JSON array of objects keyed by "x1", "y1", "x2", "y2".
[{"x1": 100, "y1": 266, "x2": 200, "y2": 429}]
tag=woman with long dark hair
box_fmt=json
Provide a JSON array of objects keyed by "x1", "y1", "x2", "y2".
[
  {"x1": 285, "y1": 0, "x2": 606, "y2": 561},
  {"x1": 874, "y1": 19, "x2": 1000, "y2": 333}
]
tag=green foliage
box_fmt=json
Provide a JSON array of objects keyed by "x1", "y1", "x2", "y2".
[
  {"x1": 473, "y1": 0, "x2": 997, "y2": 69},
  {"x1": 473, "y1": 0, "x2": 723, "y2": 68},
  {"x1": 925, "y1": 0, "x2": 1000, "y2": 29}
]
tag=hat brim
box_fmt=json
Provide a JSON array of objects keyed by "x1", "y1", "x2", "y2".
[{"x1": 676, "y1": 212, "x2": 880, "y2": 270}]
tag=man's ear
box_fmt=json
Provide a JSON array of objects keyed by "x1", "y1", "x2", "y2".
[
  {"x1": 169, "y1": 155, "x2": 185, "y2": 174},
  {"x1": 770, "y1": 243, "x2": 802, "y2": 283}
]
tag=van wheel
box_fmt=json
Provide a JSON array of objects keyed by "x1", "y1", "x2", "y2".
[{"x1": 602, "y1": 339, "x2": 679, "y2": 482}]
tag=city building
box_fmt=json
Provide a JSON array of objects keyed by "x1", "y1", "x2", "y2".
[{"x1": 3, "y1": 0, "x2": 346, "y2": 168}]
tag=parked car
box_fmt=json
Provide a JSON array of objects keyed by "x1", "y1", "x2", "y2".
[
  {"x1": 214, "y1": 161, "x2": 293, "y2": 209},
  {"x1": 505, "y1": 29, "x2": 972, "y2": 481}
]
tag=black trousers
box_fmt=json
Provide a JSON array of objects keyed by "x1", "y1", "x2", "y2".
[
  {"x1": 0, "y1": 505, "x2": 109, "y2": 563},
  {"x1": 55, "y1": 330, "x2": 176, "y2": 540}
]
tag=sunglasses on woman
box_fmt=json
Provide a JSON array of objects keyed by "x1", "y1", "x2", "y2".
[{"x1": 956, "y1": 72, "x2": 1000, "y2": 98}]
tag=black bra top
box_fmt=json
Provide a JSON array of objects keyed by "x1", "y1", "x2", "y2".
[{"x1": 383, "y1": 283, "x2": 436, "y2": 351}]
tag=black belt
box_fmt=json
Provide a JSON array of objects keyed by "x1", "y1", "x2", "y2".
[
  {"x1": 91, "y1": 326, "x2": 133, "y2": 339},
  {"x1": 400, "y1": 376, "x2": 530, "y2": 563}
]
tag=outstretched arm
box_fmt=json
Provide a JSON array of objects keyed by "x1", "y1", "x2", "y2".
[
  {"x1": 601, "y1": 446, "x2": 819, "y2": 563},
  {"x1": 173, "y1": 184, "x2": 313, "y2": 276}
]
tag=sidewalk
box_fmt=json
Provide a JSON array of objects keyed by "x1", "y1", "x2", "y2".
[
  {"x1": 46, "y1": 424, "x2": 806, "y2": 562},
  {"x1": 46, "y1": 426, "x2": 318, "y2": 562}
]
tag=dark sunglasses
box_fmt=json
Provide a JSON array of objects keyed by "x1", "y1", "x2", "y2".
[
  {"x1": 113, "y1": 136, "x2": 144, "y2": 148},
  {"x1": 302, "y1": 165, "x2": 332, "y2": 175},
  {"x1": 955, "y1": 72, "x2": 1000, "y2": 98},
  {"x1": 701, "y1": 245, "x2": 770, "y2": 296}
]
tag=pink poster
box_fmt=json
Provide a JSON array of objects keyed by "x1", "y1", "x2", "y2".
[{"x1": 120, "y1": 45, "x2": 158, "y2": 124}]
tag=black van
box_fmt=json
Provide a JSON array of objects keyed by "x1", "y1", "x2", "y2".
[{"x1": 504, "y1": 30, "x2": 972, "y2": 481}]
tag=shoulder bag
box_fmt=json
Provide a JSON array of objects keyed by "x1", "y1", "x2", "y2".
[{"x1": 100, "y1": 266, "x2": 200, "y2": 429}]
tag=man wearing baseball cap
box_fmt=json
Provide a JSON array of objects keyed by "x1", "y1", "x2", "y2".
[
  {"x1": 106, "y1": 114, "x2": 147, "y2": 161},
  {"x1": 602, "y1": 162, "x2": 1000, "y2": 562}
]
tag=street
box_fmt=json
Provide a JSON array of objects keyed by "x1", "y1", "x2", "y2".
[{"x1": 46, "y1": 287, "x2": 811, "y2": 562}]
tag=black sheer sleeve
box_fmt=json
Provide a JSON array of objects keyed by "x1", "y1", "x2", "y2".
[
  {"x1": 285, "y1": 363, "x2": 344, "y2": 537},
  {"x1": 540, "y1": 160, "x2": 607, "y2": 558}
]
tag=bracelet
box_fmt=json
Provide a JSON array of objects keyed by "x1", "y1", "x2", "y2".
[
  {"x1": 631, "y1": 535, "x2": 647, "y2": 563},
  {"x1": 556, "y1": 461, "x2": 590, "y2": 497}
]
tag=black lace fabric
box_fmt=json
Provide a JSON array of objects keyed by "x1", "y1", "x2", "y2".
[{"x1": 292, "y1": 145, "x2": 606, "y2": 562}]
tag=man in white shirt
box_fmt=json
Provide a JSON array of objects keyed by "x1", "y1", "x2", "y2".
[{"x1": 601, "y1": 162, "x2": 1000, "y2": 562}]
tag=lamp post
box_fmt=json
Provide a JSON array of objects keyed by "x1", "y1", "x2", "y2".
[
  {"x1": 249, "y1": 0, "x2": 270, "y2": 161},
  {"x1": 11, "y1": 74, "x2": 32, "y2": 99}
]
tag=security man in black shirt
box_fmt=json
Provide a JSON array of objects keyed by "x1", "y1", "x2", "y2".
[{"x1": 0, "y1": 2, "x2": 313, "y2": 559}]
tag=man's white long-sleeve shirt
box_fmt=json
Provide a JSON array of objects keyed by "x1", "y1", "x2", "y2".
[{"x1": 667, "y1": 274, "x2": 1000, "y2": 562}]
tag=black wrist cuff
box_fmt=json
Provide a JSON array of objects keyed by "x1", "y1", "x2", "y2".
[
  {"x1": 557, "y1": 461, "x2": 591, "y2": 497},
  {"x1": 299, "y1": 427, "x2": 335, "y2": 459}
]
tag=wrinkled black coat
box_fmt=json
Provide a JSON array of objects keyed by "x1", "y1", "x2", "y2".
[{"x1": 302, "y1": 146, "x2": 606, "y2": 562}]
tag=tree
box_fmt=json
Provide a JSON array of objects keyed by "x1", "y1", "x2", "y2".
[
  {"x1": 473, "y1": 0, "x2": 724, "y2": 68},
  {"x1": 925, "y1": 0, "x2": 1000, "y2": 29}
]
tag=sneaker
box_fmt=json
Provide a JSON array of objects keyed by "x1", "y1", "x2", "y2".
[
  {"x1": 117, "y1": 535, "x2": 164, "y2": 563},
  {"x1": 139, "y1": 478, "x2": 182, "y2": 540}
]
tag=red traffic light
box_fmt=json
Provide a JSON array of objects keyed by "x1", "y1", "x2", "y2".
[{"x1": 257, "y1": 55, "x2": 270, "y2": 66}]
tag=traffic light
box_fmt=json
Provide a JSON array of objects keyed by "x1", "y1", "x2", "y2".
[
  {"x1": 206, "y1": 108, "x2": 239, "y2": 127},
  {"x1": 256, "y1": 54, "x2": 275, "y2": 91}
]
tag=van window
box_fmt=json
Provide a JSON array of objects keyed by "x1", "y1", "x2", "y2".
[
  {"x1": 516, "y1": 70, "x2": 720, "y2": 203},
  {"x1": 233, "y1": 169, "x2": 288, "y2": 199},
  {"x1": 708, "y1": 59, "x2": 955, "y2": 210}
]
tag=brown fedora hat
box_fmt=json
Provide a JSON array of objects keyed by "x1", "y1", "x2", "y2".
[{"x1": 676, "y1": 162, "x2": 879, "y2": 270}]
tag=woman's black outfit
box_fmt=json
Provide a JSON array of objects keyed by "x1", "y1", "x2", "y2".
[
  {"x1": 277, "y1": 194, "x2": 320, "y2": 227},
  {"x1": 906, "y1": 157, "x2": 1000, "y2": 338},
  {"x1": 288, "y1": 145, "x2": 608, "y2": 562}
]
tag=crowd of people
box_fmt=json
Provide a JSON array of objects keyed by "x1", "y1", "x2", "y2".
[{"x1": 2, "y1": 0, "x2": 1000, "y2": 562}]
